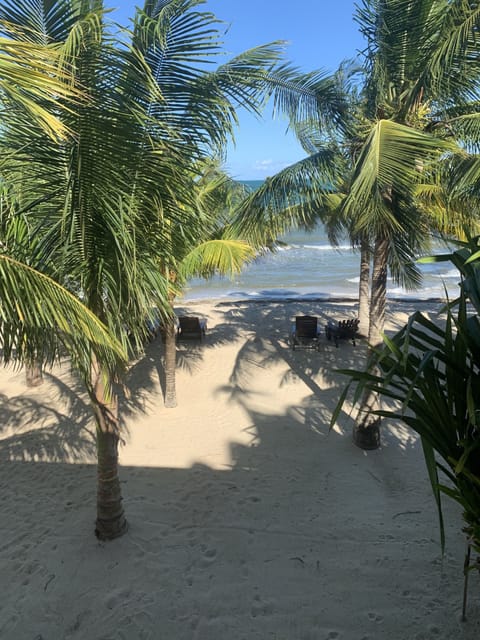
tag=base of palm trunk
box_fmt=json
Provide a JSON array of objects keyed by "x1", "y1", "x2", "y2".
[
  {"x1": 26, "y1": 363, "x2": 43, "y2": 387},
  {"x1": 352, "y1": 419, "x2": 381, "y2": 450},
  {"x1": 95, "y1": 513, "x2": 128, "y2": 541}
]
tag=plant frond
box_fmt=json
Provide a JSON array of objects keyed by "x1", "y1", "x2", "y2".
[
  {"x1": 178, "y1": 238, "x2": 255, "y2": 281},
  {"x1": 344, "y1": 119, "x2": 460, "y2": 230},
  {"x1": 231, "y1": 149, "x2": 344, "y2": 246},
  {"x1": 0, "y1": 253, "x2": 126, "y2": 376}
]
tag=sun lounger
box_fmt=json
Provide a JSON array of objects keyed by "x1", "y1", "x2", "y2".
[
  {"x1": 290, "y1": 315, "x2": 321, "y2": 351},
  {"x1": 325, "y1": 318, "x2": 359, "y2": 347},
  {"x1": 176, "y1": 316, "x2": 207, "y2": 340}
]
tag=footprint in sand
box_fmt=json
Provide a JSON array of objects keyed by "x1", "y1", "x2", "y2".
[
  {"x1": 240, "y1": 559, "x2": 249, "y2": 578},
  {"x1": 367, "y1": 612, "x2": 384, "y2": 623},
  {"x1": 104, "y1": 588, "x2": 132, "y2": 610},
  {"x1": 186, "y1": 529, "x2": 198, "y2": 547},
  {"x1": 198, "y1": 547, "x2": 217, "y2": 568},
  {"x1": 250, "y1": 594, "x2": 275, "y2": 618}
]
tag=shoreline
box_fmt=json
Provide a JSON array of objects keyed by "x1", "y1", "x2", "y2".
[{"x1": 180, "y1": 292, "x2": 450, "y2": 306}]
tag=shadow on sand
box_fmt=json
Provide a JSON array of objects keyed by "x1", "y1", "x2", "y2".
[{"x1": 0, "y1": 298, "x2": 475, "y2": 639}]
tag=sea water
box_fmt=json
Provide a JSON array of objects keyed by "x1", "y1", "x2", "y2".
[{"x1": 184, "y1": 182, "x2": 461, "y2": 303}]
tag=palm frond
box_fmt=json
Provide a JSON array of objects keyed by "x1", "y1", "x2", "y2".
[
  {"x1": 0, "y1": 31, "x2": 81, "y2": 139},
  {"x1": 0, "y1": 253, "x2": 126, "y2": 375},
  {"x1": 344, "y1": 119, "x2": 460, "y2": 229},
  {"x1": 231, "y1": 149, "x2": 344, "y2": 246},
  {"x1": 178, "y1": 238, "x2": 255, "y2": 281}
]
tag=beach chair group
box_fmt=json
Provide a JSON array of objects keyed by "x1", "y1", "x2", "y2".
[
  {"x1": 158, "y1": 313, "x2": 358, "y2": 349},
  {"x1": 290, "y1": 315, "x2": 359, "y2": 350}
]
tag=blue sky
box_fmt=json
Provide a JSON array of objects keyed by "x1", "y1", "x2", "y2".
[{"x1": 104, "y1": 1, "x2": 365, "y2": 179}]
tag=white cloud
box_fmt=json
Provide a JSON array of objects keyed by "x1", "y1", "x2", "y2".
[
  {"x1": 252, "y1": 158, "x2": 293, "y2": 176},
  {"x1": 225, "y1": 157, "x2": 297, "y2": 181},
  {"x1": 254, "y1": 159, "x2": 274, "y2": 170}
]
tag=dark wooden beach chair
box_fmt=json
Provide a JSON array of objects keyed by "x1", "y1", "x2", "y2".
[
  {"x1": 290, "y1": 315, "x2": 321, "y2": 351},
  {"x1": 325, "y1": 318, "x2": 359, "y2": 347},
  {"x1": 176, "y1": 316, "x2": 207, "y2": 341}
]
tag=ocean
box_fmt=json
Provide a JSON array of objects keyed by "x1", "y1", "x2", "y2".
[{"x1": 184, "y1": 181, "x2": 461, "y2": 303}]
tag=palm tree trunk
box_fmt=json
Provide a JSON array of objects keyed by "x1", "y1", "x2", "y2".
[
  {"x1": 164, "y1": 317, "x2": 178, "y2": 408},
  {"x1": 366, "y1": 234, "x2": 388, "y2": 350},
  {"x1": 26, "y1": 360, "x2": 43, "y2": 387},
  {"x1": 357, "y1": 237, "x2": 370, "y2": 336},
  {"x1": 91, "y1": 360, "x2": 127, "y2": 540},
  {"x1": 353, "y1": 233, "x2": 388, "y2": 450}
]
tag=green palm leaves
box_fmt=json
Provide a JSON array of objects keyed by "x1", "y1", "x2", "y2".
[
  {"x1": 179, "y1": 238, "x2": 255, "y2": 281},
  {"x1": 0, "y1": 254, "x2": 125, "y2": 374},
  {"x1": 0, "y1": 10, "x2": 125, "y2": 375},
  {"x1": 344, "y1": 119, "x2": 460, "y2": 229},
  {"x1": 0, "y1": 32, "x2": 79, "y2": 140}
]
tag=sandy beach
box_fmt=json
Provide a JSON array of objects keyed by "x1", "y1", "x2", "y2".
[{"x1": 0, "y1": 298, "x2": 479, "y2": 639}]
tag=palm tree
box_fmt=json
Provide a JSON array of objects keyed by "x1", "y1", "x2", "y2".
[
  {"x1": 160, "y1": 164, "x2": 255, "y2": 408},
  {"x1": 340, "y1": 0, "x2": 480, "y2": 447},
  {"x1": 0, "y1": 0, "x2": 333, "y2": 538},
  {"x1": 0, "y1": 17, "x2": 125, "y2": 378},
  {"x1": 233, "y1": 0, "x2": 480, "y2": 448}
]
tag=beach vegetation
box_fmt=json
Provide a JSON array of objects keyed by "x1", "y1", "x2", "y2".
[{"x1": 0, "y1": 253, "x2": 126, "y2": 381}]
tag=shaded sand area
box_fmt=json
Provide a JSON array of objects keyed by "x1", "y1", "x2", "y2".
[{"x1": 1, "y1": 299, "x2": 479, "y2": 639}]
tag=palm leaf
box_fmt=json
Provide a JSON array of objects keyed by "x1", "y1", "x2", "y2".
[
  {"x1": 344, "y1": 119, "x2": 459, "y2": 229},
  {"x1": 178, "y1": 238, "x2": 255, "y2": 281},
  {"x1": 231, "y1": 149, "x2": 343, "y2": 246},
  {"x1": 0, "y1": 32, "x2": 80, "y2": 139},
  {"x1": 0, "y1": 254, "x2": 125, "y2": 374}
]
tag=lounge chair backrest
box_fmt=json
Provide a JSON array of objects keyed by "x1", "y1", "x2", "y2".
[
  {"x1": 295, "y1": 315, "x2": 318, "y2": 339},
  {"x1": 337, "y1": 318, "x2": 359, "y2": 338},
  {"x1": 177, "y1": 316, "x2": 205, "y2": 339},
  {"x1": 325, "y1": 317, "x2": 360, "y2": 347}
]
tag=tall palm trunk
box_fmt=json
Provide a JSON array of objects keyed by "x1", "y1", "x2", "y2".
[
  {"x1": 366, "y1": 234, "x2": 388, "y2": 349},
  {"x1": 163, "y1": 316, "x2": 178, "y2": 408},
  {"x1": 26, "y1": 360, "x2": 43, "y2": 387},
  {"x1": 91, "y1": 359, "x2": 127, "y2": 540},
  {"x1": 353, "y1": 233, "x2": 388, "y2": 450},
  {"x1": 357, "y1": 237, "x2": 370, "y2": 336}
]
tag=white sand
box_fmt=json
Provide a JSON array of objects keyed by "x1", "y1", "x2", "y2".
[{"x1": 0, "y1": 298, "x2": 479, "y2": 639}]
